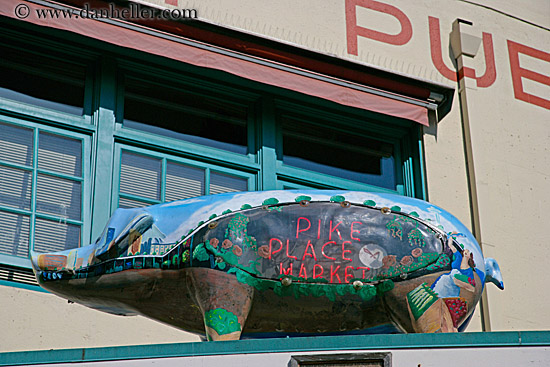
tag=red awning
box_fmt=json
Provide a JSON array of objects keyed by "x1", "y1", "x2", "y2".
[{"x1": 0, "y1": 0, "x2": 430, "y2": 125}]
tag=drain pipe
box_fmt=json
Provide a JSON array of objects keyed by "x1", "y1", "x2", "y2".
[{"x1": 450, "y1": 18, "x2": 492, "y2": 332}]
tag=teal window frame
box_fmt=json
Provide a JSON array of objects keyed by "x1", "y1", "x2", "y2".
[
  {"x1": 116, "y1": 66, "x2": 259, "y2": 162},
  {"x1": 0, "y1": 117, "x2": 92, "y2": 269},
  {"x1": 112, "y1": 144, "x2": 257, "y2": 209},
  {"x1": 273, "y1": 100, "x2": 408, "y2": 194}
]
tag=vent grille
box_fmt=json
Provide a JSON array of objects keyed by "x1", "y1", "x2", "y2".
[{"x1": 0, "y1": 264, "x2": 39, "y2": 286}]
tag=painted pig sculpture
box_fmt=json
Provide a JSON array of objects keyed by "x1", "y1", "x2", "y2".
[{"x1": 31, "y1": 191, "x2": 503, "y2": 340}]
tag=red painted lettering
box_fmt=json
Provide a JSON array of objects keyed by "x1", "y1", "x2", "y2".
[
  {"x1": 428, "y1": 16, "x2": 456, "y2": 81},
  {"x1": 313, "y1": 264, "x2": 324, "y2": 279},
  {"x1": 296, "y1": 217, "x2": 311, "y2": 239},
  {"x1": 356, "y1": 266, "x2": 371, "y2": 278},
  {"x1": 342, "y1": 241, "x2": 353, "y2": 262},
  {"x1": 298, "y1": 263, "x2": 308, "y2": 279},
  {"x1": 302, "y1": 240, "x2": 318, "y2": 261},
  {"x1": 279, "y1": 262, "x2": 293, "y2": 276},
  {"x1": 473, "y1": 32, "x2": 497, "y2": 88},
  {"x1": 508, "y1": 40, "x2": 550, "y2": 110},
  {"x1": 322, "y1": 241, "x2": 337, "y2": 260},
  {"x1": 329, "y1": 221, "x2": 343, "y2": 240},
  {"x1": 351, "y1": 221, "x2": 362, "y2": 241},
  {"x1": 429, "y1": 16, "x2": 496, "y2": 87},
  {"x1": 330, "y1": 265, "x2": 341, "y2": 283},
  {"x1": 345, "y1": 266, "x2": 355, "y2": 283},
  {"x1": 317, "y1": 219, "x2": 321, "y2": 239},
  {"x1": 286, "y1": 239, "x2": 298, "y2": 260},
  {"x1": 346, "y1": 0, "x2": 412, "y2": 55},
  {"x1": 269, "y1": 238, "x2": 283, "y2": 260}
]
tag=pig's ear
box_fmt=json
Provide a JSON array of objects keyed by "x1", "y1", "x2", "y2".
[
  {"x1": 29, "y1": 250, "x2": 42, "y2": 273},
  {"x1": 484, "y1": 258, "x2": 504, "y2": 290}
]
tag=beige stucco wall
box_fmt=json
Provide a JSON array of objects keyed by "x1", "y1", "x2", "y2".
[
  {"x1": 0, "y1": 285, "x2": 200, "y2": 352},
  {"x1": 457, "y1": 13, "x2": 550, "y2": 331},
  {"x1": 1, "y1": 0, "x2": 548, "y2": 352}
]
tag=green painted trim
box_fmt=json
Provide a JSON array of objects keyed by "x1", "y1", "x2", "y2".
[
  {"x1": 258, "y1": 97, "x2": 278, "y2": 190},
  {"x1": 277, "y1": 180, "x2": 316, "y2": 190},
  {"x1": 83, "y1": 63, "x2": 95, "y2": 123},
  {"x1": 418, "y1": 134, "x2": 428, "y2": 201},
  {"x1": 205, "y1": 167, "x2": 211, "y2": 195},
  {"x1": 29, "y1": 128, "x2": 38, "y2": 253},
  {"x1": 0, "y1": 255, "x2": 31, "y2": 269},
  {"x1": 276, "y1": 164, "x2": 398, "y2": 193},
  {"x1": 81, "y1": 128, "x2": 92, "y2": 246},
  {"x1": 34, "y1": 213, "x2": 83, "y2": 226},
  {"x1": 35, "y1": 169, "x2": 84, "y2": 182},
  {"x1": 118, "y1": 192, "x2": 161, "y2": 206},
  {"x1": 0, "y1": 280, "x2": 48, "y2": 294},
  {"x1": 0, "y1": 331, "x2": 548, "y2": 366},
  {"x1": 0, "y1": 205, "x2": 32, "y2": 217},
  {"x1": 0, "y1": 99, "x2": 93, "y2": 133},
  {"x1": 111, "y1": 144, "x2": 123, "y2": 212},
  {"x1": 409, "y1": 126, "x2": 425, "y2": 200},
  {"x1": 114, "y1": 123, "x2": 258, "y2": 169},
  {"x1": 90, "y1": 57, "x2": 117, "y2": 239},
  {"x1": 160, "y1": 158, "x2": 167, "y2": 202},
  {"x1": 0, "y1": 160, "x2": 33, "y2": 172}
]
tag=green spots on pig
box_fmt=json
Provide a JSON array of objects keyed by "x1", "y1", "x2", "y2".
[
  {"x1": 262, "y1": 198, "x2": 279, "y2": 205},
  {"x1": 227, "y1": 268, "x2": 392, "y2": 302},
  {"x1": 330, "y1": 195, "x2": 346, "y2": 203},
  {"x1": 295, "y1": 195, "x2": 312, "y2": 202},
  {"x1": 204, "y1": 308, "x2": 241, "y2": 336}
]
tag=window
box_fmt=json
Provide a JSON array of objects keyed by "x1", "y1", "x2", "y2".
[
  {"x1": 0, "y1": 121, "x2": 89, "y2": 266},
  {"x1": 279, "y1": 112, "x2": 397, "y2": 190},
  {"x1": 273, "y1": 101, "x2": 415, "y2": 193},
  {"x1": 123, "y1": 76, "x2": 250, "y2": 155},
  {"x1": 0, "y1": 39, "x2": 87, "y2": 116},
  {"x1": 116, "y1": 148, "x2": 251, "y2": 209}
]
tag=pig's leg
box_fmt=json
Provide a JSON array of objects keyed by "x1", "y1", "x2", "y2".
[{"x1": 187, "y1": 268, "x2": 254, "y2": 341}]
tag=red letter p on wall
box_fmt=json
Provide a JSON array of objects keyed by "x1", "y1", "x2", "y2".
[
  {"x1": 345, "y1": 0, "x2": 412, "y2": 56},
  {"x1": 508, "y1": 40, "x2": 550, "y2": 110}
]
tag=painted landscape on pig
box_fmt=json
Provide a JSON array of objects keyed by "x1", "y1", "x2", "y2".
[{"x1": 31, "y1": 191, "x2": 503, "y2": 341}]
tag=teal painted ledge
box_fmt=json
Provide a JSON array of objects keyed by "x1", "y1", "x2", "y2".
[{"x1": 1, "y1": 331, "x2": 549, "y2": 366}]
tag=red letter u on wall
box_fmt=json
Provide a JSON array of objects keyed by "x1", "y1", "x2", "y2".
[
  {"x1": 346, "y1": 0, "x2": 412, "y2": 55},
  {"x1": 428, "y1": 16, "x2": 496, "y2": 88}
]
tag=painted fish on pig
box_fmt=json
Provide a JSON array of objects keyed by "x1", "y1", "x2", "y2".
[{"x1": 31, "y1": 190, "x2": 504, "y2": 340}]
